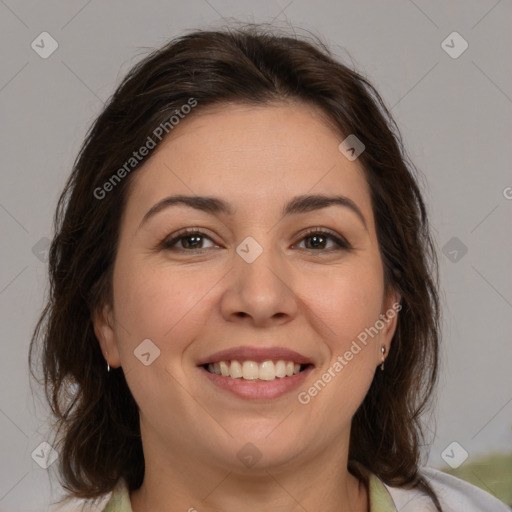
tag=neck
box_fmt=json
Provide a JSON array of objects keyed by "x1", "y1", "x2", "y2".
[{"x1": 130, "y1": 437, "x2": 368, "y2": 512}]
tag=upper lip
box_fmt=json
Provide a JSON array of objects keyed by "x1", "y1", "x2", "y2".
[{"x1": 196, "y1": 346, "x2": 314, "y2": 366}]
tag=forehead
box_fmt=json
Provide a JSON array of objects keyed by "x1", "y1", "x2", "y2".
[{"x1": 124, "y1": 101, "x2": 373, "y2": 225}]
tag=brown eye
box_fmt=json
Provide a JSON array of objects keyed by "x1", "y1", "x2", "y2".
[
  {"x1": 161, "y1": 229, "x2": 217, "y2": 251},
  {"x1": 296, "y1": 229, "x2": 350, "y2": 252}
]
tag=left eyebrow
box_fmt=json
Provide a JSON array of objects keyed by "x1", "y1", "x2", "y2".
[
  {"x1": 282, "y1": 194, "x2": 367, "y2": 230},
  {"x1": 137, "y1": 193, "x2": 367, "y2": 231}
]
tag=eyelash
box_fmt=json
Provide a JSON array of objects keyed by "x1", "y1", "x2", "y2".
[{"x1": 159, "y1": 227, "x2": 351, "y2": 254}]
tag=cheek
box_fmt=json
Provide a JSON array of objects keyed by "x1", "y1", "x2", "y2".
[
  {"x1": 110, "y1": 260, "x2": 214, "y2": 421},
  {"x1": 294, "y1": 258, "x2": 384, "y2": 412},
  {"x1": 114, "y1": 263, "x2": 215, "y2": 346},
  {"x1": 297, "y1": 291, "x2": 381, "y2": 428},
  {"x1": 299, "y1": 259, "x2": 385, "y2": 350}
]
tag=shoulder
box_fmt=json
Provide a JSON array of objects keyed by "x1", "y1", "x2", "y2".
[
  {"x1": 46, "y1": 492, "x2": 114, "y2": 512},
  {"x1": 383, "y1": 467, "x2": 510, "y2": 512},
  {"x1": 100, "y1": 479, "x2": 132, "y2": 511}
]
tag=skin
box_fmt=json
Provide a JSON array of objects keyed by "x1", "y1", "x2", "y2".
[{"x1": 94, "y1": 101, "x2": 400, "y2": 512}]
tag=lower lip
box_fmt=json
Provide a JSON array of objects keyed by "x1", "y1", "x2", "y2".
[{"x1": 199, "y1": 366, "x2": 314, "y2": 400}]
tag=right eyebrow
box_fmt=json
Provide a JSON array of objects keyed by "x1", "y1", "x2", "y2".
[{"x1": 138, "y1": 195, "x2": 234, "y2": 231}]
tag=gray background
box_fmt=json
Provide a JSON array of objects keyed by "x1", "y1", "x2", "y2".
[{"x1": 1, "y1": 0, "x2": 511, "y2": 510}]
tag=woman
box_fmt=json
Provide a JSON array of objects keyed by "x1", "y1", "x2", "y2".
[{"x1": 30, "y1": 25, "x2": 509, "y2": 512}]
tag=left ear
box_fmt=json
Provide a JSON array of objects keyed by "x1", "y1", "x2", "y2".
[{"x1": 380, "y1": 287, "x2": 402, "y2": 351}]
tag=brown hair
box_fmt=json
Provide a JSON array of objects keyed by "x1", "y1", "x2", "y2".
[{"x1": 29, "y1": 23, "x2": 441, "y2": 509}]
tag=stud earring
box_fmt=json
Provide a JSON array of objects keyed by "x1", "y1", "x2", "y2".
[
  {"x1": 380, "y1": 346, "x2": 386, "y2": 371},
  {"x1": 106, "y1": 351, "x2": 110, "y2": 373}
]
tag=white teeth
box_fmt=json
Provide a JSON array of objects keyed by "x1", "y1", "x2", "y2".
[
  {"x1": 275, "y1": 360, "x2": 287, "y2": 378},
  {"x1": 230, "y1": 360, "x2": 243, "y2": 378},
  {"x1": 242, "y1": 361, "x2": 259, "y2": 380},
  {"x1": 259, "y1": 361, "x2": 276, "y2": 381},
  {"x1": 205, "y1": 359, "x2": 306, "y2": 381},
  {"x1": 219, "y1": 360, "x2": 229, "y2": 377}
]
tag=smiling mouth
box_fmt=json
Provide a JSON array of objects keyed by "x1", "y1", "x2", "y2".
[{"x1": 201, "y1": 360, "x2": 313, "y2": 382}]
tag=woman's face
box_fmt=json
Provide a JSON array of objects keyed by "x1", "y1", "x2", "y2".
[{"x1": 94, "y1": 102, "x2": 399, "y2": 473}]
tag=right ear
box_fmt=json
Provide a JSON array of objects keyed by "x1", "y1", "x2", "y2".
[{"x1": 92, "y1": 303, "x2": 121, "y2": 368}]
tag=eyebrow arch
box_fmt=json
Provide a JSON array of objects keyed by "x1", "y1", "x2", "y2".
[
  {"x1": 138, "y1": 193, "x2": 367, "y2": 231},
  {"x1": 283, "y1": 194, "x2": 367, "y2": 230}
]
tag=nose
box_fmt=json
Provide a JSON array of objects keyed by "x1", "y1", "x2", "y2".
[{"x1": 219, "y1": 241, "x2": 298, "y2": 327}]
